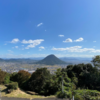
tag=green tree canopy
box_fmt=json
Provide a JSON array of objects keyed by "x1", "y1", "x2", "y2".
[
  {"x1": 15, "y1": 70, "x2": 31, "y2": 87},
  {"x1": 91, "y1": 55, "x2": 100, "y2": 68},
  {"x1": 0, "y1": 69, "x2": 7, "y2": 84},
  {"x1": 28, "y1": 68, "x2": 52, "y2": 95}
]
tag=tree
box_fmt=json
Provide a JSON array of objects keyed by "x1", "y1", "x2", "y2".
[
  {"x1": 64, "y1": 63, "x2": 100, "y2": 89},
  {"x1": 28, "y1": 68, "x2": 52, "y2": 95},
  {"x1": 55, "y1": 68, "x2": 74, "y2": 99},
  {"x1": 0, "y1": 69, "x2": 7, "y2": 84},
  {"x1": 15, "y1": 70, "x2": 31, "y2": 87},
  {"x1": 10, "y1": 72, "x2": 18, "y2": 82},
  {"x1": 91, "y1": 55, "x2": 100, "y2": 68},
  {"x1": 4, "y1": 73, "x2": 10, "y2": 84},
  {"x1": 65, "y1": 65, "x2": 75, "y2": 78}
]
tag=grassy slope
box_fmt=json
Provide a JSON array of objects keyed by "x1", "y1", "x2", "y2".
[{"x1": 0, "y1": 85, "x2": 55, "y2": 99}]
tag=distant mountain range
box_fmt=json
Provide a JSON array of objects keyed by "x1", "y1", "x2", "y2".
[
  {"x1": 0, "y1": 55, "x2": 92, "y2": 65},
  {"x1": 60, "y1": 57, "x2": 92, "y2": 64},
  {"x1": 0, "y1": 58, "x2": 37, "y2": 64},
  {"x1": 35, "y1": 54, "x2": 67, "y2": 65},
  {"x1": 0, "y1": 58, "x2": 4, "y2": 61}
]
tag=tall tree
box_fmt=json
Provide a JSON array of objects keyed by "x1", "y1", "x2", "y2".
[
  {"x1": 16, "y1": 70, "x2": 31, "y2": 87},
  {"x1": 28, "y1": 68, "x2": 52, "y2": 95}
]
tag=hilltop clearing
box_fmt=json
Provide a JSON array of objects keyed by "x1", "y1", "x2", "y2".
[{"x1": 0, "y1": 85, "x2": 55, "y2": 99}]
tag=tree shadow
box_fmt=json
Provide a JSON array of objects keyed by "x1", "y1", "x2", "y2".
[{"x1": 1, "y1": 87, "x2": 8, "y2": 94}]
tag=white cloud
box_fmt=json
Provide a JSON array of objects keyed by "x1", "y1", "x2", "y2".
[
  {"x1": 93, "y1": 41, "x2": 96, "y2": 42},
  {"x1": 52, "y1": 46, "x2": 100, "y2": 53},
  {"x1": 22, "y1": 39, "x2": 44, "y2": 44},
  {"x1": 22, "y1": 39, "x2": 44, "y2": 49},
  {"x1": 63, "y1": 37, "x2": 84, "y2": 43},
  {"x1": 15, "y1": 46, "x2": 18, "y2": 48},
  {"x1": 39, "y1": 46, "x2": 45, "y2": 49},
  {"x1": 90, "y1": 50, "x2": 100, "y2": 53},
  {"x1": 59, "y1": 35, "x2": 64, "y2": 37},
  {"x1": 74, "y1": 37, "x2": 84, "y2": 42},
  {"x1": 63, "y1": 38, "x2": 72, "y2": 43},
  {"x1": 37, "y1": 23, "x2": 43, "y2": 27},
  {"x1": 11, "y1": 38, "x2": 19, "y2": 43},
  {"x1": 52, "y1": 46, "x2": 81, "y2": 51},
  {"x1": 39, "y1": 46, "x2": 45, "y2": 50},
  {"x1": 25, "y1": 44, "x2": 36, "y2": 49}
]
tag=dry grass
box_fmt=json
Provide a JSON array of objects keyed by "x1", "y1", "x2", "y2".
[{"x1": 0, "y1": 85, "x2": 55, "y2": 99}]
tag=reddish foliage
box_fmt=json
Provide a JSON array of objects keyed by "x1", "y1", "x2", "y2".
[
  {"x1": 17, "y1": 70, "x2": 31, "y2": 86},
  {"x1": 0, "y1": 69, "x2": 7, "y2": 84}
]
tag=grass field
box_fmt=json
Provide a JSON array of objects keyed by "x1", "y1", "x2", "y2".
[{"x1": 0, "y1": 85, "x2": 55, "y2": 99}]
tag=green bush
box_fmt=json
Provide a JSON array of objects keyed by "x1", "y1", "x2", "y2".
[
  {"x1": 7, "y1": 82, "x2": 18, "y2": 90},
  {"x1": 87, "y1": 90, "x2": 100, "y2": 96},
  {"x1": 74, "y1": 89, "x2": 100, "y2": 100},
  {"x1": 56, "y1": 91, "x2": 67, "y2": 98},
  {"x1": 4, "y1": 74, "x2": 10, "y2": 84},
  {"x1": 90, "y1": 97, "x2": 97, "y2": 100},
  {"x1": 65, "y1": 91, "x2": 72, "y2": 99},
  {"x1": 74, "y1": 94, "x2": 83, "y2": 100}
]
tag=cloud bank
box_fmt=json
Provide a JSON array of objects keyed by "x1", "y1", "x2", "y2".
[
  {"x1": 22, "y1": 39, "x2": 44, "y2": 49},
  {"x1": 52, "y1": 46, "x2": 100, "y2": 53}
]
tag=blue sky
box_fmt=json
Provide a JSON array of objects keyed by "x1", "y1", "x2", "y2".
[{"x1": 0, "y1": 0, "x2": 100, "y2": 58}]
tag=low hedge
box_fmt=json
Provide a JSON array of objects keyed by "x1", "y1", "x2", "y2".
[{"x1": 7, "y1": 82, "x2": 18, "y2": 90}]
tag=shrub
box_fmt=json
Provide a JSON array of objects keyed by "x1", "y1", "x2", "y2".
[
  {"x1": 74, "y1": 89, "x2": 100, "y2": 100},
  {"x1": 7, "y1": 82, "x2": 18, "y2": 90},
  {"x1": 65, "y1": 91, "x2": 72, "y2": 99},
  {"x1": 56, "y1": 91, "x2": 67, "y2": 98},
  {"x1": 74, "y1": 94, "x2": 83, "y2": 100}
]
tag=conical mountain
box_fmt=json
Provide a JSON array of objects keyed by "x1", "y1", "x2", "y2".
[{"x1": 36, "y1": 54, "x2": 67, "y2": 65}]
